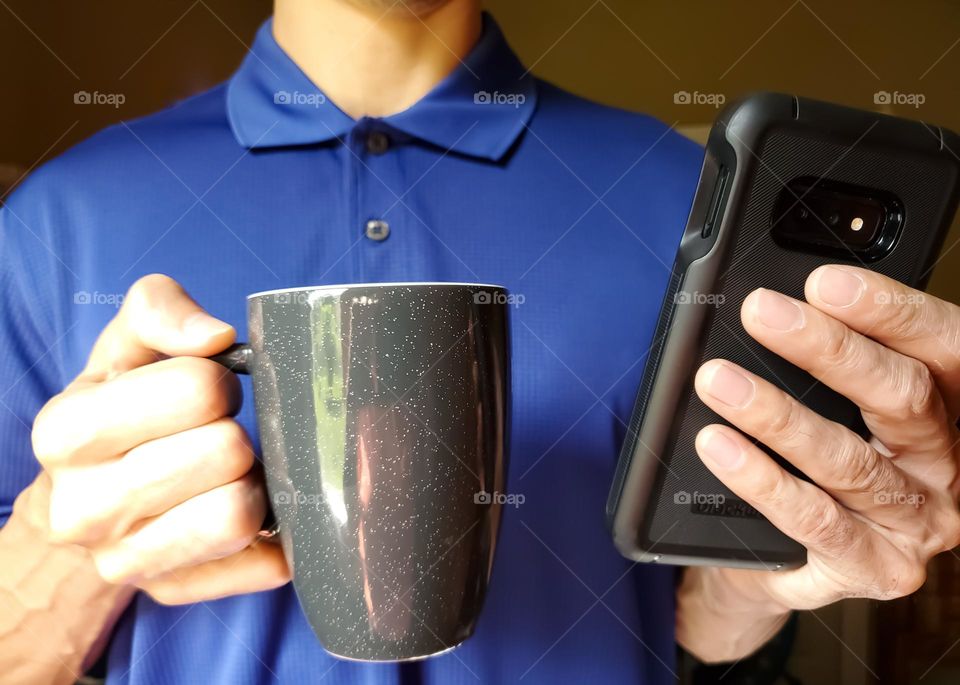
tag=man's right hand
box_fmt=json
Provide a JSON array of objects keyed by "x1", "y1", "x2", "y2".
[{"x1": 31, "y1": 274, "x2": 290, "y2": 605}]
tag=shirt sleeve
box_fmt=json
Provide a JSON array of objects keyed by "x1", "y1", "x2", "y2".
[{"x1": 0, "y1": 201, "x2": 65, "y2": 527}]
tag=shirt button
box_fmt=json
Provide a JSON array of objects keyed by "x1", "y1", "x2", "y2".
[
  {"x1": 365, "y1": 219, "x2": 390, "y2": 242},
  {"x1": 366, "y1": 131, "x2": 390, "y2": 155}
]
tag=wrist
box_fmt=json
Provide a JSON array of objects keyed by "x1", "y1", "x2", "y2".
[
  {"x1": 676, "y1": 567, "x2": 792, "y2": 663},
  {"x1": 2, "y1": 473, "x2": 136, "y2": 676},
  {"x1": 684, "y1": 566, "x2": 792, "y2": 619}
]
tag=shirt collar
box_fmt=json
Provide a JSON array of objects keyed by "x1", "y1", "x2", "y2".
[{"x1": 226, "y1": 13, "x2": 537, "y2": 161}]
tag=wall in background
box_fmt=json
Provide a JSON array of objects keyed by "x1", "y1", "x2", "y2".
[{"x1": 489, "y1": 0, "x2": 960, "y2": 127}]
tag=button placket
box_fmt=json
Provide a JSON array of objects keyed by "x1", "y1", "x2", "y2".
[{"x1": 354, "y1": 123, "x2": 395, "y2": 249}]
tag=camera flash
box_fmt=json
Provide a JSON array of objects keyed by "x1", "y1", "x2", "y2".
[{"x1": 850, "y1": 217, "x2": 864, "y2": 231}]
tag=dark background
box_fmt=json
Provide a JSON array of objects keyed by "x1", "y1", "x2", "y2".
[{"x1": 3, "y1": 1, "x2": 960, "y2": 683}]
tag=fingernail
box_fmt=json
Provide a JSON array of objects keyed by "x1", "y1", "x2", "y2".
[
  {"x1": 816, "y1": 266, "x2": 865, "y2": 308},
  {"x1": 699, "y1": 430, "x2": 743, "y2": 469},
  {"x1": 756, "y1": 289, "x2": 804, "y2": 331},
  {"x1": 182, "y1": 312, "x2": 233, "y2": 340},
  {"x1": 705, "y1": 363, "x2": 755, "y2": 408}
]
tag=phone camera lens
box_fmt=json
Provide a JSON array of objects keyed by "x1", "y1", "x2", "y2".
[{"x1": 828, "y1": 212, "x2": 840, "y2": 227}]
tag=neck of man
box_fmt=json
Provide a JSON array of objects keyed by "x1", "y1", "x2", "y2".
[{"x1": 273, "y1": 0, "x2": 482, "y2": 120}]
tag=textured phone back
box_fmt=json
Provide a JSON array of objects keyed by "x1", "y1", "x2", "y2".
[{"x1": 638, "y1": 95, "x2": 960, "y2": 564}]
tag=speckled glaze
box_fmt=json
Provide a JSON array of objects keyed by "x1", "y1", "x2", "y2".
[{"x1": 219, "y1": 284, "x2": 509, "y2": 662}]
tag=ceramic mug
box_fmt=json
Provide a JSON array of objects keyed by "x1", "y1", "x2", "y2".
[{"x1": 212, "y1": 282, "x2": 510, "y2": 661}]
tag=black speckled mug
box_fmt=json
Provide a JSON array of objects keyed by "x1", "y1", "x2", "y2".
[{"x1": 212, "y1": 283, "x2": 510, "y2": 662}]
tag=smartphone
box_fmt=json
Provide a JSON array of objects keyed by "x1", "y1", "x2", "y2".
[{"x1": 607, "y1": 92, "x2": 960, "y2": 569}]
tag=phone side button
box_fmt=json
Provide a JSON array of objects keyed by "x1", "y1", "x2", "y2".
[{"x1": 701, "y1": 165, "x2": 729, "y2": 239}]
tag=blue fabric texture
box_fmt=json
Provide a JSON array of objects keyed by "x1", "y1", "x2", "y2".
[{"x1": 0, "y1": 14, "x2": 702, "y2": 685}]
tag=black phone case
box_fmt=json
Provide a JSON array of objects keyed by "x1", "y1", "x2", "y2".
[{"x1": 607, "y1": 92, "x2": 960, "y2": 569}]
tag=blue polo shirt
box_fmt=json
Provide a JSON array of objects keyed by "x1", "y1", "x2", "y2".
[{"x1": 0, "y1": 14, "x2": 701, "y2": 685}]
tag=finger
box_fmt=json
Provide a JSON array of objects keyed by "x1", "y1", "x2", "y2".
[
  {"x1": 139, "y1": 542, "x2": 290, "y2": 605},
  {"x1": 33, "y1": 356, "x2": 241, "y2": 467},
  {"x1": 47, "y1": 419, "x2": 256, "y2": 545},
  {"x1": 740, "y1": 288, "x2": 954, "y2": 460},
  {"x1": 695, "y1": 360, "x2": 923, "y2": 522},
  {"x1": 81, "y1": 274, "x2": 235, "y2": 381},
  {"x1": 694, "y1": 424, "x2": 873, "y2": 568},
  {"x1": 805, "y1": 266, "x2": 960, "y2": 414},
  {"x1": 91, "y1": 472, "x2": 266, "y2": 584}
]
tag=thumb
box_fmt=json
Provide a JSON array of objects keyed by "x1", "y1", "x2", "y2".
[{"x1": 81, "y1": 274, "x2": 235, "y2": 380}]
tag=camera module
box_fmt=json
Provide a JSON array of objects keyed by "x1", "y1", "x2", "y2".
[{"x1": 771, "y1": 177, "x2": 903, "y2": 261}]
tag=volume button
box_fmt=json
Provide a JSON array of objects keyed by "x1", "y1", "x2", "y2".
[{"x1": 701, "y1": 165, "x2": 729, "y2": 239}]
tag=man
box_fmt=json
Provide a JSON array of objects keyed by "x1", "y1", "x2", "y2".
[{"x1": 1, "y1": 0, "x2": 959, "y2": 682}]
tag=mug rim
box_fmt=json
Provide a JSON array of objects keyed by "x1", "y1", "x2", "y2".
[{"x1": 248, "y1": 282, "x2": 506, "y2": 300}]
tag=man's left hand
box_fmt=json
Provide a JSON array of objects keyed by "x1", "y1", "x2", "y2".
[{"x1": 678, "y1": 265, "x2": 960, "y2": 661}]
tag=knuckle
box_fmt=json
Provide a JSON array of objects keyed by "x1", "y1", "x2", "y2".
[
  {"x1": 793, "y1": 496, "x2": 852, "y2": 550},
  {"x1": 879, "y1": 296, "x2": 925, "y2": 340},
  {"x1": 49, "y1": 461, "x2": 127, "y2": 534},
  {"x1": 97, "y1": 565, "x2": 131, "y2": 586},
  {"x1": 47, "y1": 516, "x2": 86, "y2": 545},
  {"x1": 204, "y1": 419, "x2": 255, "y2": 480},
  {"x1": 46, "y1": 473, "x2": 113, "y2": 545},
  {"x1": 203, "y1": 478, "x2": 263, "y2": 551},
  {"x1": 208, "y1": 417, "x2": 253, "y2": 455},
  {"x1": 31, "y1": 403, "x2": 62, "y2": 465},
  {"x1": 819, "y1": 324, "x2": 859, "y2": 371},
  {"x1": 760, "y1": 396, "x2": 805, "y2": 445},
  {"x1": 47, "y1": 500, "x2": 91, "y2": 544},
  {"x1": 754, "y1": 465, "x2": 791, "y2": 511},
  {"x1": 828, "y1": 438, "x2": 883, "y2": 492},
  {"x1": 31, "y1": 394, "x2": 82, "y2": 466},
  {"x1": 164, "y1": 356, "x2": 238, "y2": 418},
  {"x1": 93, "y1": 553, "x2": 137, "y2": 586},
  {"x1": 868, "y1": 357, "x2": 939, "y2": 423},
  {"x1": 897, "y1": 359, "x2": 940, "y2": 421}
]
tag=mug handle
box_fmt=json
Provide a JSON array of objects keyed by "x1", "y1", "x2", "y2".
[
  {"x1": 208, "y1": 342, "x2": 280, "y2": 539},
  {"x1": 209, "y1": 343, "x2": 254, "y2": 375}
]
